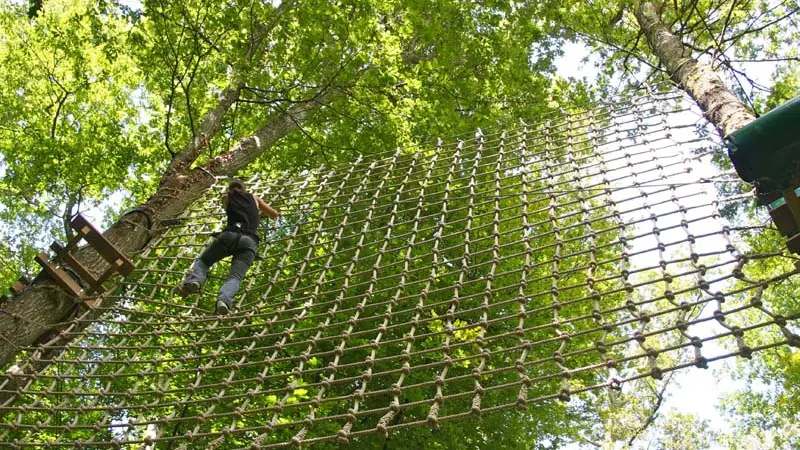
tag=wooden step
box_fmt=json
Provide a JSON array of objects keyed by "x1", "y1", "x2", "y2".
[
  {"x1": 51, "y1": 242, "x2": 98, "y2": 286},
  {"x1": 34, "y1": 252, "x2": 83, "y2": 298},
  {"x1": 10, "y1": 279, "x2": 26, "y2": 295},
  {"x1": 783, "y1": 186, "x2": 800, "y2": 214},
  {"x1": 70, "y1": 215, "x2": 135, "y2": 277},
  {"x1": 769, "y1": 203, "x2": 799, "y2": 237},
  {"x1": 30, "y1": 214, "x2": 134, "y2": 300}
]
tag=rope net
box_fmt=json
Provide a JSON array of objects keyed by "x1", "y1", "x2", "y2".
[{"x1": 2, "y1": 89, "x2": 798, "y2": 448}]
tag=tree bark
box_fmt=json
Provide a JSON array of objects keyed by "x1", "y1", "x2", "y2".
[
  {"x1": 164, "y1": 83, "x2": 243, "y2": 177},
  {"x1": 634, "y1": 1, "x2": 756, "y2": 137},
  {"x1": 0, "y1": 94, "x2": 326, "y2": 377}
]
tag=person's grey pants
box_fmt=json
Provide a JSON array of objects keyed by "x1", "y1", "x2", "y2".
[{"x1": 183, "y1": 231, "x2": 258, "y2": 307}]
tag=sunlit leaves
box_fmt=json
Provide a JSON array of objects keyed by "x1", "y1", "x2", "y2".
[{"x1": 0, "y1": 0, "x2": 147, "y2": 245}]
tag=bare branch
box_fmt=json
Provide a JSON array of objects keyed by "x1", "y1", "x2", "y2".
[
  {"x1": 720, "y1": 6, "x2": 799, "y2": 50},
  {"x1": 50, "y1": 91, "x2": 69, "y2": 140},
  {"x1": 564, "y1": 27, "x2": 662, "y2": 73},
  {"x1": 627, "y1": 374, "x2": 673, "y2": 447},
  {"x1": 715, "y1": 0, "x2": 741, "y2": 62},
  {"x1": 729, "y1": 56, "x2": 800, "y2": 63},
  {"x1": 577, "y1": 433, "x2": 602, "y2": 448}
]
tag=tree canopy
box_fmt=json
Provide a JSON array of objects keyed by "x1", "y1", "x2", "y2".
[{"x1": 0, "y1": 0, "x2": 798, "y2": 448}]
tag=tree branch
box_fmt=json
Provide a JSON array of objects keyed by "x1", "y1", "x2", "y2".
[
  {"x1": 204, "y1": 89, "x2": 331, "y2": 177},
  {"x1": 719, "y1": 6, "x2": 799, "y2": 50},
  {"x1": 577, "y1": 433, "x2": 602, "y2": 448},
  {"x1": 61, "y1": 190, "x2": 79, "y2": 241},
  {"x1": 50, "y1": 90, "x2": 69, "y2": 140},
  {"x1": 163, "y1": 83, "x2": 243, "y2": 178},
  {"x1": 730, "y1": 56, "x2": 800, "y2": 63},
  {"x1": 565, "y1": 27, "x2": 662, "y2": 73},
  {"x1": 627, "y1": 374, "x2": 673, "y2": 447}
]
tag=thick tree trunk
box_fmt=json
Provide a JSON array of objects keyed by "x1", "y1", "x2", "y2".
[
  {"x1": 0, "y1": 95, "x2": 325, "y2": 377},
  {"x1": 634, "y1": 1, "x2": 756, "y2": 137}
]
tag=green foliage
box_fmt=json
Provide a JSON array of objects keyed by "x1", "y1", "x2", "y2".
[
  {"x1": 711, "y1": 225, "x2": 800, "y2": 450},
  {"x1": 0, "y1": 0, "x2": 151, "y2": 260},
  {"x1": 0, "y1": 0, "x2": 574, "y2": 283},
  {"x1": 762, "y1": 63, "x2": 800, "y2": 111},
  {"x1": 0, "y1": 0, "x2": 797, "y2": 448},
  {"x1": 718, "y1": 353, "x2": 800, "y2": 450},
  {"x1": 652, "y1": 411, "x2": 715, "y2": 450}
]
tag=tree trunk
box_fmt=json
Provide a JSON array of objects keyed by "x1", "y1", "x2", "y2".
[
  {"x1": 0, "y1": 94, "x2": 325, "y2": 375},
  {"x1": 634, "y1": 1, "x2": 756, "y2": 137}
]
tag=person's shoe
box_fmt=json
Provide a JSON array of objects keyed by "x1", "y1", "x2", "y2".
[
  {"x1": 178, "y1": 281, "x2": 201, "y2": 297},
  {"x1": 215, "y1": 301, "x2": 230, "y2": 315}
]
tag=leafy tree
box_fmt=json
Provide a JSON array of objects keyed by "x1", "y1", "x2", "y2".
[
  {"x1": 0, "y1": 0, "x2": 579, "y2": 365},
  {"x1": 0, "y1": 1, "x2": 605, "y2": 448},
  {"x1": 0, "y1": 0, "x2": 797, "y2": 448},
  {"x1": 0, "y1": 0, "x2": 149, "y2": 286},
  {"x1": 717, "y1": 352, "x2": 800, "y2": 449}
]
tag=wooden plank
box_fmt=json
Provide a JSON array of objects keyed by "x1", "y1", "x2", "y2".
[
  {"x1": 769, "y1": 203, "x2": 799, "y2": 237},
  {"x1": 782, "y1": 187, "x2": 800, "y2": 225},
  {"x1": 83, "y1": 298, "x2": 103, "y2": 309},
  {"x1": 50, "y1": 242, "x2": 98, "y2": 286},
  {"x1": 34, "y1": 252, "x2": 83, "y2": 298},
  {"x1": 70, "y1": 214, "x2": 135, "y2": 276},
  {"x1": 10, "y1": 280, "x2": 26, "y2": 295},
  {"x1": 787, "y1": 233, "x2": 800, "y2": 254}
]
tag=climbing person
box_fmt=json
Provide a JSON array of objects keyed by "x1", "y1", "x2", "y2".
[{"x1": 178, "y1": 179, "x2": 280, "y2": 315}]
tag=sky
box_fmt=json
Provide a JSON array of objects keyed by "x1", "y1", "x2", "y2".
[{"x1": 117, "y1": 0, "x2": 142, "y2": 10}]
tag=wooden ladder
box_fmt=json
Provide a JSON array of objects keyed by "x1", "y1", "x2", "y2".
[{"x1": 33, "y1": 214, "x2": 135, "y2": 307}]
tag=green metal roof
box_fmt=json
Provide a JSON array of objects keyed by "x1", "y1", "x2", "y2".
[{"x1": 725, "y1": 95, "x2": 800, "y2": 195}]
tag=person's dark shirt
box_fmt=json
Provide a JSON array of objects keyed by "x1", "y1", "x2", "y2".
[{"x1": 224, "y1": 191, "x2": 260, "y2": 242}]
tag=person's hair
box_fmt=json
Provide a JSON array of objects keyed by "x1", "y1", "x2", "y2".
[{"x1": 228, "y1": 180, "x2": 246, "y2": 195}]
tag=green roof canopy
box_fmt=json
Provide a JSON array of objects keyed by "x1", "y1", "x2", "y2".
[{"x1": 725, "y1": 95, "x2": 800, "y2": 195}]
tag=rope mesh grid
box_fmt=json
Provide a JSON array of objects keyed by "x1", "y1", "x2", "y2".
[{"x1": 1, "y1": 89, "x2": 798, "y2": 448}]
